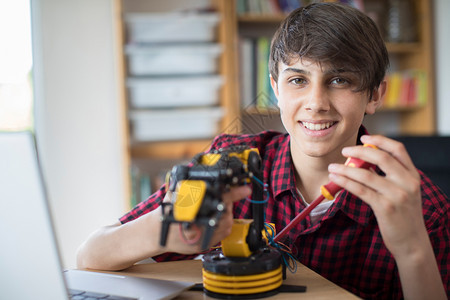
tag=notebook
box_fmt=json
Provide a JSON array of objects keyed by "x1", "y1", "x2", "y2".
[{"x1": 0, "y1": 131, "x2": 194, "y2": 300}]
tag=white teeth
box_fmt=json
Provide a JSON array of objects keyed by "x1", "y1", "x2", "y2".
[{"x1": 302, "y1": 121, "x2": 334, "y2": 131}]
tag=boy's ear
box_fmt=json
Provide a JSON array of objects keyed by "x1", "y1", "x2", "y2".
[
  {"x1": 270, "y1": 75, "x2": 279, "y2": 98},
  {"x1": 365, "y1": 80, "x2": 386, "y2": 115}
]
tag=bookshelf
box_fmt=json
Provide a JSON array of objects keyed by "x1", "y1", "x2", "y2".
[
  {"x1": 114, "y1": 0, "x2": 241, "y2": 207},
  {"x1": 114, "y1": 0, "x2": 436, "y2": 207}
]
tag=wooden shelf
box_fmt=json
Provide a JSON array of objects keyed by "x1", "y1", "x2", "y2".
[
  {"x1": 379, "y1": 104, "x2": 425, "y2": 112},
  {"x1": 386, "y1": 42, "x2": 421, "y2": 53},
  {"x1": 130, "y1": 139, "x2": 213, "y2": 159},
  {"x1": 238, "y1": 14, "x2": 286, "y2": 23},
  {"x1": 244, "y1": 106, "x2": 280, "y2": 115}
]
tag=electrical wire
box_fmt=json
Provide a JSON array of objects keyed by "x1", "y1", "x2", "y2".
[{"x1": 246, "y1": 175, "x2": 299, "y2": 273}]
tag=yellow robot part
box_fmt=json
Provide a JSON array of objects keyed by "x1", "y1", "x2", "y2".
[
  {"x1": 221, "y1": 219, "x2": 253, "y2": 257},
  {"x1": 199, "y1": 148, "x2": 260, "y2": 169},
  {"x1": 202, "y1": 266, "x2": 283, "y2": 295},
  {"x1": 173, "y1": 180, "x2": 206, "y2": 222},
  {"x1": 200, "y1": 153, "x2": 221, "y2": 166},
  {"x1": 229, "y1": 148, "x2": 259, "y2": 171}
]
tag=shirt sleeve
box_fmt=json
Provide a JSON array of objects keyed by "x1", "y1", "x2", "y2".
[
  {"x1": 117, "y1": 136, "x2": 230, "y2": 262},
  {"x1": 428, "y1": 217, "x2": 450, "y2": 298},
  {"x1": 419, "y1": 171, "x2": 450, "y2": 296},
  {"x1": 119, "y1": 185, "x2": 166, "y2": 224}
]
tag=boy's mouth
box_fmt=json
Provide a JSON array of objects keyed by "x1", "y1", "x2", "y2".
[{"x1": 301, "y1": 121, "x2": 336, "y2": 131}]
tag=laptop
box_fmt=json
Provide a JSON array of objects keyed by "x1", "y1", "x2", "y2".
[{"x1": 0, "y1": 131, "x2": 194, "y2": 300}]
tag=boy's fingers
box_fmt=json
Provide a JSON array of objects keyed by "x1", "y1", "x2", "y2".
[
  {"x1": 341, "y1": 136, "x2": 420, "y2": 190},
  {"x1": 223, "y1": 185, "x2": 252, "y2": 204},
  {"x1": 360, "y1": 135, "x2": 417, "y2": 173}
]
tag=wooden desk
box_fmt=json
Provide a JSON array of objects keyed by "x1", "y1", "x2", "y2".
[{"x1": 104, "y1": 260, "x2": 359, "y2": 299}]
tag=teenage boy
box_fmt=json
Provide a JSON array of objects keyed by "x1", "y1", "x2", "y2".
[{"x1": 77, "y1": 3, "x2": 448, "y2": 299}]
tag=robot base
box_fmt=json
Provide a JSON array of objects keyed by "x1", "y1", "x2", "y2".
[{"x1": 202, "y1": 247, "x2": 283, "y2": 299}]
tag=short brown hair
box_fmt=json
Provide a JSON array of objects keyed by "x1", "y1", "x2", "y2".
[{"x1": 269, "y1": 3, "x2": 389, "y2": 98}]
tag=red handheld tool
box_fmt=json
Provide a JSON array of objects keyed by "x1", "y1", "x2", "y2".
[{"x1": 273, "y1": 144, "x2": 378, "y2": 243}]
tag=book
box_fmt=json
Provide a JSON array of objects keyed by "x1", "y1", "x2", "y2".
[
  {"x1": 383, "y1": 70, "x2": 427, "y2": 109},
  {"x1": 239, "y1": 37, "x2": 256, "y2": 109},
  {"x1": 256, "y1": 37, "x2": 271, "y2": 108},
  {"x1": 385, "y1": 72, "x2": 402, "y2": 108},
  {"x1": 413, "y1": 70, "x2": 427, "y2": 106}
]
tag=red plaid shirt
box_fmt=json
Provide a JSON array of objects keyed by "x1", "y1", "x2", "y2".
[{"x1": 120, "y1": 127, "x2": 450, "y2": 299}]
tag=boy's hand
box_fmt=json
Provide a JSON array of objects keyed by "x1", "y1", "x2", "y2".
[
  {"x1": 328, "y1": 134, "x2": 447, "y2": 299},
  {"x1": 161, "y1": 185, "x2": 252, "y2": 255},
  {"x1": 327, "y1": 134, "x2": 426, "y2": 259}
]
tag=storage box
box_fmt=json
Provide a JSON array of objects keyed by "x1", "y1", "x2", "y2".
[
  {"x1": 125, "y1": 43, "x2": 222, "y2": 76},
  {"x1": 125, "y1": 12, "x2": 220, "y2": 43},
  {"x1": 129, "y1": 107, "x2": 224, "y2": 141},
  {"x1": 127, "y1": 76, "x2": 223, "y2": 108}
]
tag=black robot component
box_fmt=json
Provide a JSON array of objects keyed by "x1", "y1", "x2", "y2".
[{"x1": 159, "y1": 146, "x2": 264, "y2": 251}]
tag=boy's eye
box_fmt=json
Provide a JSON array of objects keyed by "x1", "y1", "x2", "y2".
[
  {"x1": 330, "y1": 77, "x2": 349, "y2": 86},
  {"x1": 289, "y1": 78, "x2": 307, "y2": 85}
]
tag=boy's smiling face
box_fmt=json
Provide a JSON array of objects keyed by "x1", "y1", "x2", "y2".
[{"x1": 271, "y1": 58, "x2": 384, "y2": 162}]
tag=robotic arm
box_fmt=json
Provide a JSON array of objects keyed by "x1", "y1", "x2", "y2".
[{"x1": 159, "y1": 146, "x2": 265, "y2": 251}]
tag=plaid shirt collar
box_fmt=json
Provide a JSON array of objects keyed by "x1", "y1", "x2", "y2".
[{"x1": 270, "y1": 126, "x2": 374, "y2": 226}]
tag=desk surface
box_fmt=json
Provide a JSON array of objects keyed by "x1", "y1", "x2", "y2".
[{"x1": 104, "y1": 260, "x2": 359, "y2": 299}]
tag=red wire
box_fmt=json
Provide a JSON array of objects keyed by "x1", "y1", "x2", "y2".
[{"x1": 273, "y1": 194, "x2": 326, "y2": 243}]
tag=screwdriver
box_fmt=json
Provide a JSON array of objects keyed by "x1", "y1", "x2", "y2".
[{"x1": 273, "y1": 144, "x2": 378, "y2": 243}]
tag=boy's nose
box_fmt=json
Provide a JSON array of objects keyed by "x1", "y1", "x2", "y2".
[{"x1": 304, "y1": 85, "x2": 331, "y2": 113}]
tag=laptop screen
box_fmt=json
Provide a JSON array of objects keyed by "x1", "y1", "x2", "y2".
[{"x1": 0, "y1": 132, "x2": 68, "y2": 299}]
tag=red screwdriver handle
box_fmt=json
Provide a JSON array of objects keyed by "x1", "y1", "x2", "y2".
[{"x1": 321, "y1": 143, "x2": 377, "y2": 200}]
